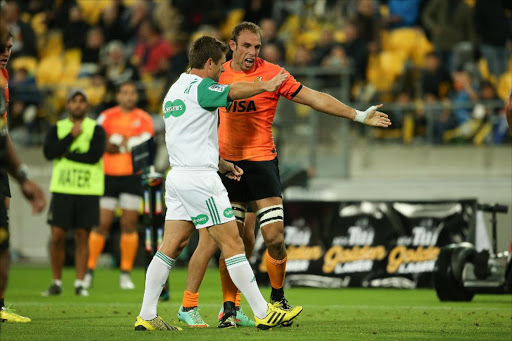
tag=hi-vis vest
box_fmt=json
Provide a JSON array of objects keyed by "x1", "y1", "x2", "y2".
[{"x1": 49, "y1": 117, "x2": 104, "y2": 195}]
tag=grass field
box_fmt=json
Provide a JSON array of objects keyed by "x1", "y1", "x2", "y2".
[{"x1": 0, "y1": 266, "x2": 510, "y2": 341}]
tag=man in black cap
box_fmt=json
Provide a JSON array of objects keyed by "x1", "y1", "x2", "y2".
[{"x1": 41, "y1": 88, "x2": 106, "y2": 297}]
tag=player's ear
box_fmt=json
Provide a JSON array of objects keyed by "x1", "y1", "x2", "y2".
[
  {"x1": 229, "y1": 39, "x2": 236, "y2": 52},
  {"x1": 206, "y1": 57, "x2": 213, "y2": 70}
]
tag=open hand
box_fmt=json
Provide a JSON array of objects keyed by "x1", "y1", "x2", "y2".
[
  {"x1": 264, "y1": 69, "x2": 289, "y2": 92},
  {"x1": 365, "y1": 104, "x2": 392, "y2": 128}
]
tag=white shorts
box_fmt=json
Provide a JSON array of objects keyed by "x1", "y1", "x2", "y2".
[
  {"x1": 100, "y1": 193, "x2": 141, "y2": 211},
  {"x1": 165, "y1": 168, "x2": 235, "y2": 229}
]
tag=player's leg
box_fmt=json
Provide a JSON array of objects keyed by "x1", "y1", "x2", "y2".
[
  {"x1": 217, "y1": 204, "x2": 256, "y2": 327},
  {"x1": 254, "y1": 197, "x2": 290, "y2": 307},
  {"x1": 118, "y1": 192, "x2": 141, "y2": 289},
  {"x1": 178, "y1": 227, "x2": 216, "y2": 327},
  {"x1": 135, "y1": 219, "x2": 192, "y2": 331},
  {"x1": 74, "y1": 228, "x2": 90, "y2": 296},
  {"x1": 0, "y1": 198, "x2": 30, "y2": 323},
  {"x1": 74, "y1": 195, "x2": 98, "y2": 295},
  {"x1": 42, "y1": 193, "x2": 72, "y2": 296},
  {"x1": 85, "y1": 175, "x2": 118, "y2": 288},
  {"x1": 41, "y1": 226, "x2": 66, "y2": 296},
  {"x1": 207, "y1": 220, "x2": 303, "y2": 330}
]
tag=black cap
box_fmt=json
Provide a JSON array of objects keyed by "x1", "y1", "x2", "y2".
[{"x1": 66, "y1": 88, "x2": 88, "y2": 102}]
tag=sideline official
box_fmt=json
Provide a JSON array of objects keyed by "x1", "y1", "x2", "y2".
[{"x1": 42, "y1": 89, "x2": 105, "y2": 297}]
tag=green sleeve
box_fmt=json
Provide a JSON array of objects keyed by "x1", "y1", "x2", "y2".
[{"x1": 197, "y1": 78, "x2": 231, "y2": 111}]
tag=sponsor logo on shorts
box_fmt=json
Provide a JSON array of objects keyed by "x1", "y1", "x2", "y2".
[
  {"x1": 163, "y1": 99, "x2": 186, "y2": 118},
  {"x1": 192, "y1": 214, "x2": 209, "y2": 226},
  {"x1": 223, "y1": 207, "x2": 234, "y2": 218}
]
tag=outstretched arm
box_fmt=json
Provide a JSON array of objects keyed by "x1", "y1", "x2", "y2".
[
  {"x1": 291, "y1": 86, "x2": 391, "y2": 127},
  {"x1": 228, "y1": 69, "x2": 289, "y2": 100}
]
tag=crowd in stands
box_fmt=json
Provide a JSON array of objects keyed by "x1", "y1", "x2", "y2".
[{"x1": 5, "y1": 0, "x2": 512, "y2": 146}]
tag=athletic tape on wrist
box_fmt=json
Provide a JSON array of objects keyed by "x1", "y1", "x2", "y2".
[{"x1": 354, "y1": 110, "x2": 367, "y2": 123}]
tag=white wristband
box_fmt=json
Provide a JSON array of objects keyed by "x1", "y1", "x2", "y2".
[{"x1": 354, "y1": 110, "x2": 367, "y2": 123}]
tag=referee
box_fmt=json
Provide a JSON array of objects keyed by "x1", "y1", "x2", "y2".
[{"x1": 42, "y1": 89, "x2": 106, "y2": 297}]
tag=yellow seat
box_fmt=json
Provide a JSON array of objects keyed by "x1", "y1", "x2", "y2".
[
  {"x1": 77, "y1": 0, "x2": 109, "y2": 25},
  {"x1": 497, "y1": 72, "x2": 512, "y2": 101},
  {"x1": 11, "y1": 57, "x2": 38, "y2": 74},
  {"x1": 220, "y1": 8, "x2": 245, "y2": 40},
  {"x1": 36, "y1": 56, "x2": 63, "y2": 85}
]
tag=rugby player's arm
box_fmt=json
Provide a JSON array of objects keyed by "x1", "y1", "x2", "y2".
[
  {"x1": 43, "y1": 125, "x2": 75, "y2": 160},
  {"x1": 6, "y1": 131, "x2": 46, "y2": 212},
  {"x1": 291, "y1": 85, "x2": 357, "y2": 120},
  {"x1": 227, "y1": 69, "x2": 288, "y2": 100}
]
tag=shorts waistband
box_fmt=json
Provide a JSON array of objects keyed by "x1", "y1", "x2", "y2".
[{"x1": 170, "y1": 166, "x2": 218, "y2": 173}]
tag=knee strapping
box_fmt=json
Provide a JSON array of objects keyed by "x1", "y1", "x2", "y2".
[
  {"x1": 231, "y1": 204, "x2": 246, "y2": 224},
  {"x1": 255, "y1": 204, "x2": 283, "y2": 228}
]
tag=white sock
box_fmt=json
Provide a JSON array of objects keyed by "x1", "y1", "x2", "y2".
[
  {"x1": 53, "y1": 279, "x2": 62, "y2": 287},
  {"x1": 225, "y1": 254, "x2": 268, "y2": 319},
  {"x1": 139, "y1": 251, "x2": 174, "y2": 320},
  {"x1": 74, "y1": 279, "x2": 83, "y2": 288}
]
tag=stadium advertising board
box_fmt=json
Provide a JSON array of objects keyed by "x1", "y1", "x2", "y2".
[{"x1": 251, "y1": 200, "x2": 477, "y2": 288}]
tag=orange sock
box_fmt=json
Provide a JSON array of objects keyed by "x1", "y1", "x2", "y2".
[
  {"x1": 219, "y1": 258, "x2": 237, "y2": 303},
  {"x1": 120, "y1": 232, "x2": 138, "y2": 272},
  {"x1": 182, "y1": 290, "x2": 199, "y2": 308},
  {"x1": 235, "y1": 291, "x2": 241, "y2": 307},
  {"x1": 87, "y1": 231, "x2": 106, "y2": 270},
  {"x1": 266, "y1": 251, "x2": 287, "y2": 289}
]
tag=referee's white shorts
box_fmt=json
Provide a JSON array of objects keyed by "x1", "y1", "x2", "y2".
[{"x1": 165, "y1": 168, "x2": 235, "y2": 229}]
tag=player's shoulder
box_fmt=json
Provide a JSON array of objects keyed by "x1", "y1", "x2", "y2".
[
  {"x1": 101, "y1": 106, "x2": 121, "y2": 117},
  {"x1": 257, "y1": 58, "x2": 281, "y2": 72}
]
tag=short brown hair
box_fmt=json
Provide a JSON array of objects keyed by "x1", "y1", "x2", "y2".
[
  {"x1": 230, "y1": 21, "x2": 262, "y2": 43},
  {"x1": 188, "y1": 36, "x2": 228, "y2": 69}
]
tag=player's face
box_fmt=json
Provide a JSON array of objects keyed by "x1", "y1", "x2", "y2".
[
  {"x1": 209, "y1": 54, "x2": 226, "y2": 82},
  {"x1": 117, "y1": 83, "x2": 138, "y2": 111},
  {"x1": 0, "y1": 37, "x2": 13, "y2": 69},
  {"x1": 231, "y1": 30, "x2": 261, "y2": 71},
  {"x1": 67, "y1": 94, "x2": 88, "y2": 119}
]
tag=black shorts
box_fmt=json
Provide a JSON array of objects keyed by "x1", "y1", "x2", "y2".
[
  {"x1": 221, "y1": 157, "x2": 282, "y2": 203},
  {"x1": 0, "y1": 196, "x2": 9, "y2": 251},
  {"x1": 47, "y1": 193, "x2": 100, "y2": 230},
  {"x1": 104, "y1": 175, "x2": 143, "y2": 198}
]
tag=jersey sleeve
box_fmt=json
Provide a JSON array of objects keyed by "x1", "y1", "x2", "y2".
[
  {"x1": 197, "y1": 78, "x2": 231, "y2": 111},
  {"x1": 278, "y1": 69, "x2": 302, "y2": 100}
]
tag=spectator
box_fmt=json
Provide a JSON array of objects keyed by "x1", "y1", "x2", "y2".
[
  {"x1": 133, "y1": 20, "x2": 173, "y2": 77},
  {"x1": 343, "y1": 20, "x2": 368, "y2": 81},
  {"x1": 259, "y1": 18, "x2": 285, "y2": 61},
  {"x1": 80, "y1": 27, "x2": 104, "y2": 76},
  {"x1": 100, "y1": 40, "x2": 139, "y2": 86},
  {"x1": 422, "y1": 0, "x2": 476, "y2": 71},
  {"x1": 421, "y1": 51, "x2": 452, "y2": 99},
  {"x1": 63, "y1": 5, "x2": 89, "y2": 51},
  {"x1": 98, "y1": 1, "x2": 129, "y2": 43},
  {"x1": 4, "y1": 1, "x2": 37, "y2": 58},
  {"x1": 474, "y1": 0, "x2": 510, "y2": 77},
  {"x1": 321, "y1": 45, "x2": 349, "y2": 69},
  {"x1": 313, "y1": 29, "x2": 336, "y2": 65},
  {"x1": 292, "y1": 45, "x2": 313, "y2": 67},
  {"x1": 451, "y1": 70, "x2": 479, "y2": 126},
  {"x1": 244, "y1": 0, "x2": 274, "y2": 24},
  {"x1": 385, "y1": 0, "x2": 422, "y2": 29},
  {"x1": 261, "y1": 43, "x2": 285, "y2": 66},
  {"x1": 349, "y1": 0, "x2": 383, "y2": 54}
]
